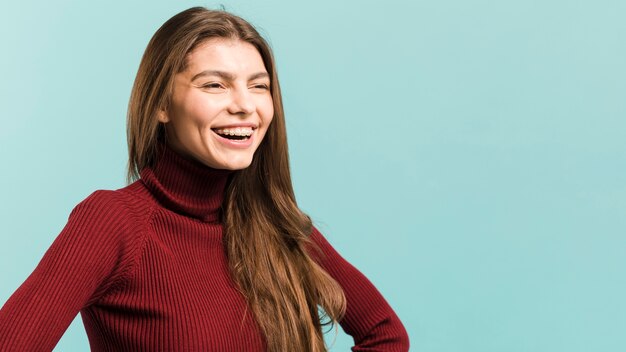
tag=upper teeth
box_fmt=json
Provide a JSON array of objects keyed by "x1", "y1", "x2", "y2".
[{"x1": 214, "y1": 127, "x2": 253, "y2": 136}]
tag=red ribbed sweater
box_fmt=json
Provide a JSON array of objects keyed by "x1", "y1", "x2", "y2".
[{"x1": 0, "y1": 142, "x2": 409, "y2": 351}]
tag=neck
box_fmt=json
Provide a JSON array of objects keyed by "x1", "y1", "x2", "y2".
[{"x1": 139, "y1": 141, "x2": 235, "y2": 223}]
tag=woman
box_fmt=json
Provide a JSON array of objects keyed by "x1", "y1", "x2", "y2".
[{"x1": 0, "y1": 7, "x2": 409, "y2": 351}]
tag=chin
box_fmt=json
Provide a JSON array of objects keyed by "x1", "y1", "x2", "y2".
[
  {"x1": 222, "y1": 165, "x2": 249, "y2": 171},
  {"x1": 220, "y1": 159, "x2": 253, "y2": 171}
]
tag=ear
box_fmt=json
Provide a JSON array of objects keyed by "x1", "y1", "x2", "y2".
[{"x1": 157, "y1": 107, "x2": 170, "y2": 123}]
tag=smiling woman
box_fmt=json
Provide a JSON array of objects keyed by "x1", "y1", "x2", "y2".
[
  {"x1": 157, "y1": 38, "x2": 274, "y2": 170},
  {"x1": 0, "y1": 6, "x2": 409, "y2": 352}
]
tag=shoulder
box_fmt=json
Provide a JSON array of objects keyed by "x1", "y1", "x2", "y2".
[
  {"x1": 74, "y1": 181, "x2": 155, "y2": 221},
  {"x1": 75, "y1": 189, "x2": 122, "y2": 208},
  {"x1": 64, "y1": 190, "x2": 132, "y2": 243},
  {"x1": 51, "y1": 187, "x2": 151, "y2": 304},
  {"x1": 71, "y1": 189, "x2": 128, "y2": 220},
  {"x1": 67, "y1": 185, "x2": 153, "y2": 268},
  {"x1": 306, "y1": 225, "x2": 339, "y2": 265},
  {"x1": 309, "y1": 225, "x2": 331, "y2": 246},
  {"x1": 68, "y1": 183, "x2": 155, "y2": 235},
  {"x1": 70, "y1": 189, "x2": 124, "y2": 219}
]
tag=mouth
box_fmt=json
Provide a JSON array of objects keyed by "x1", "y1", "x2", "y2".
[{"x1": 210, "y1": 128, "x2": 254, "y2": 141}]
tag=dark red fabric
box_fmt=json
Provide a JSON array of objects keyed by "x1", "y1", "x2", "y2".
[{"x1": 0, "y1": 141, "x2": 409, "y2": 351}]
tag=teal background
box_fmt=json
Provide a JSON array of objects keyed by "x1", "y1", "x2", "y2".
[{"x1": 1, "y1": 0, "x2": 624, "y2": 350}]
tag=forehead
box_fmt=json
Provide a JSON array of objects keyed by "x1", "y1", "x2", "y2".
[{"x1": 183, "y1": 38, "x2": 266, "y2": 75}]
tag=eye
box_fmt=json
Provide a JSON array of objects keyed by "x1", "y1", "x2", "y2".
[
  {"x1": 251, "y1": 84, "x2": 270, "y2": 90},
  {"x1": 201, "y1": 82, "x2": 225, "y2": 89}
]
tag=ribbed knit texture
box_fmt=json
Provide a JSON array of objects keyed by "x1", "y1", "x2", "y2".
[{"x1": 0, "y1": 141, "x2": 410, "y2": 351}]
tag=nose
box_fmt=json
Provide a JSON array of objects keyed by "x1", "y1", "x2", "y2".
[{"x1": 227, "y1": 85, "x2": 255, "y2": 115}]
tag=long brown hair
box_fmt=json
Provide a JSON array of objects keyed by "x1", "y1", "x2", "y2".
[{"x1": 125, "y1": 7, "x2": 346, "y2": 351}]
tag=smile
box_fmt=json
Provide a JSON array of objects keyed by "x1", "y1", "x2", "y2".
[
  {"x1": 211, "y1": 128, "x2": 255, "y2": 148},
  {"x1": 211, "y1": 127, "x2": 253, "y2": 140}
]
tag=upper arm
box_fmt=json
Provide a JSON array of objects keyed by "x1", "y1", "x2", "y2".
[{"x1": 0, "y1": 190, "x2": 143, "y2": 350}]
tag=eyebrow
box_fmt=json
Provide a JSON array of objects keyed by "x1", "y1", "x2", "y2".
[{"x1": 191, "y1": 70, "x2": 270, "y2": 82}]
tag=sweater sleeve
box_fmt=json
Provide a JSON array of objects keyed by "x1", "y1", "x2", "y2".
[
  {"x1": 309, "y1": 226, "x2": 410, "y2": 352},
  {"x1": 0, "y1": 190, "x2": 141, "y2": 352}
]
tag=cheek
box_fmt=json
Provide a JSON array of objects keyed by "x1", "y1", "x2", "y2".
[
  {"x1": 175, "y1": 99, "x2": 220, "y2": 127},
  {"x1": 261, "y1": 98, "x2": 274, "y2": 123}
]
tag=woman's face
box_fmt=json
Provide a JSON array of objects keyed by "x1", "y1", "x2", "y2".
[{"x1": 158, "y1": 38, "x2": 274, "y2": 170}]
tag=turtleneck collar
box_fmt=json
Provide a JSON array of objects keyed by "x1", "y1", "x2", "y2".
[{"x1": 139, "y1": 141, "x2": 235, "y2": 223}]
